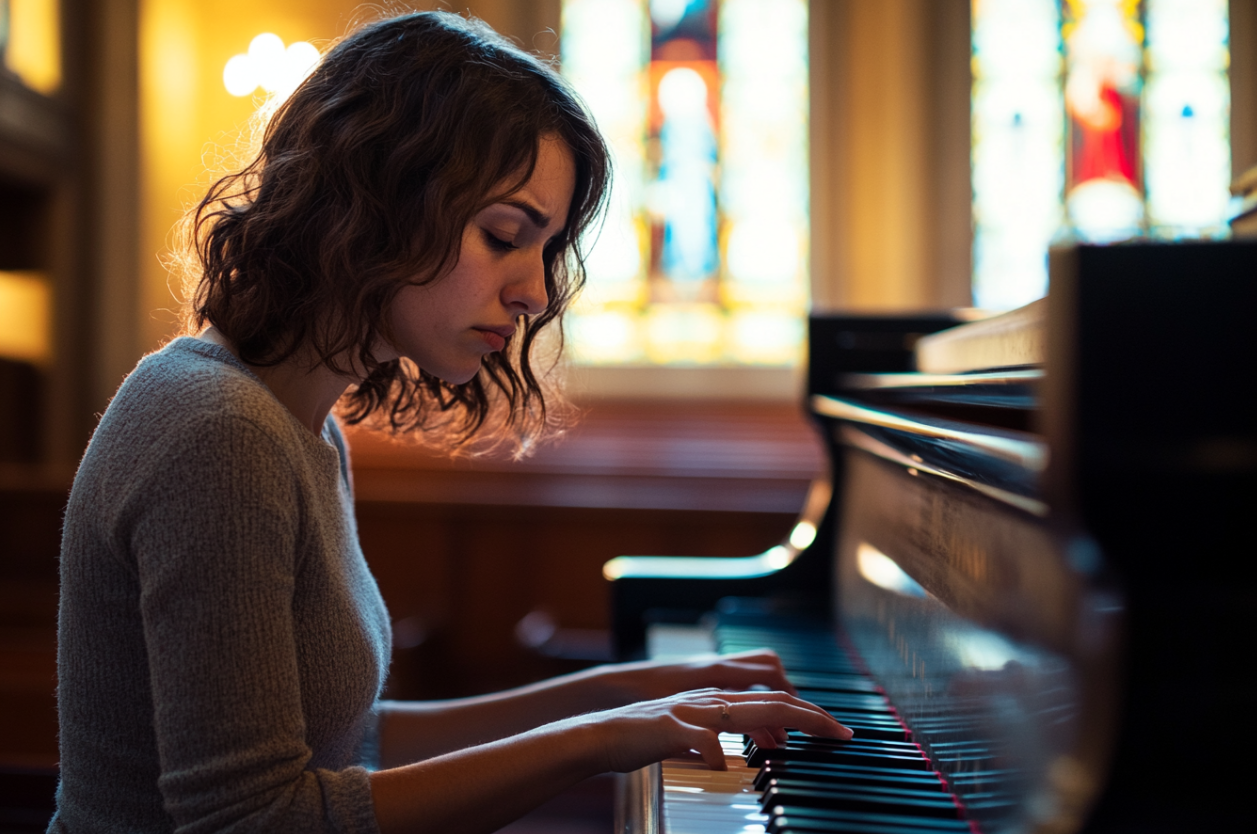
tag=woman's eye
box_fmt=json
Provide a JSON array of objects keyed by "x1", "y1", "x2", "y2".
[{"x1": 483, "y1": 230, "x2": 518, "y2": 252}]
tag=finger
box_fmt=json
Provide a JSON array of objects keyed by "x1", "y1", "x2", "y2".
[
  {"x1": 747, "y1": 727, "x2": 779, "y2": 750},
  {"x1": 719, "y1": 689, "x2": 840, "y2": 725},
  {"x1": 684, "y1": 725, "x2": 728, "y2": 771},
  {"x1": 714, "y1": 700, "x2": 853, "y2": 741},
  {"x1": 672, "y1": 688, "x2": 839, "y2": 731}
]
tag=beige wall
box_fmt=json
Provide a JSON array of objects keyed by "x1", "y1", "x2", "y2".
[{"x1": 809, "y1": 0, "x2": 971, "y2": 313}]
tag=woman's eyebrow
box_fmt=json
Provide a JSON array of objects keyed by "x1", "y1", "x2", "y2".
[{"x1": 498, "y1": 198, "x2": 551, "y2": 230}]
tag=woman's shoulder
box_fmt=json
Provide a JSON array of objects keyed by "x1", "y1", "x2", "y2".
[
  {"x1": 115, "y1": 337, "x2": 301, "y2": 431},
  {"x1": 82, "y1": 338, "x2": 320, "y2": 481}
]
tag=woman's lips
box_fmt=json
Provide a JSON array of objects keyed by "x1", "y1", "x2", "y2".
[{"x1": 474, "y1": 328, "x2": 511, "y2": 352}]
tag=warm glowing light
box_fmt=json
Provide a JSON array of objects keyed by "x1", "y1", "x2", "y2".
[
  {"x1": 223, "y1": 34, "x2": 319, "y2": 99},
  {"x1": 248, "y1": 32, "x2": 287, "y2": 91},
  {"x1": 0, "y1": 271, "x2": 52, "y2": 364},
  {"x1": 855, "y1": 543, "x2": 927, "y2": 598},
  {"x1": 788, "y1": 521, "x2": 817, "y2": 550},
  {"x1": 3, "y1": 0, "x2": 62, "y2": 94},
  {"x1": 764, "y1": 546, "x2": 790, "y2": 570},
  {"x1": 602, "y1": 548, "x2": 795, "y2": 582}
]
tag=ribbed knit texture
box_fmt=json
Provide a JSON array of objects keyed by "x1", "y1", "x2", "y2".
[{"x1": 51, "y1": 338, "x2": 391, "y2": 834}]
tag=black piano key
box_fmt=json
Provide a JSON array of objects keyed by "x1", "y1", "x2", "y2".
[
  {"x1": 796, "y1": 693, "x2": 895, "y2": 713},
  {"x1": 761, "y1": 784, "x2": 964, "y2": 820},
  {"x1": 825, "y1": 712, "x2": 901, "y2": 724},
  {"x1": 763, "y1": 777, "x2": 959, "y2": 803},
  {"x1": 754, "y1": 763, "x2": 949, "y2": 793},
  {"x1": 769, "y1": 806, "x2": 972, "y2": 830},
  {"x1": 789, "y1": 673, "x2": 882, "y2": 693},
  {"x1": 945, "y1": 769, "x2": 1016, "y2": 787},
  {"x1": 770, "y1": 820, "x2": 959, "y2": 834},
  {"x1": 745, "y1": 744, "x2": 933, "y2": 770},
  {"x1": 754, "y1": 736, "x2": 924, "y2": 761},
  {"x1": 824, "y1": 724, "x2": 909, "y2": 742},
  {"x1": 782, "y1": 731, "x2": 919, "y2": 751},
  {"x1": 768, "y1": 806, "x2": 972, "y2": 834}
]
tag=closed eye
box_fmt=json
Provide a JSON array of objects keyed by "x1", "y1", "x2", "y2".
[{"x1": 482, "y1": 229, "x2": 519, "y2": 252}]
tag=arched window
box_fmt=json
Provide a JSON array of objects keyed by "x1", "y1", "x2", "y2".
[{"x1": 561, "y1": 0, "x2": 810, "y2": 368}]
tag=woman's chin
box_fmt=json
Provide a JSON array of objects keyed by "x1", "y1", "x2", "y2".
[{"x1": 431, "y1": 363, "x2": 483, "y2": 386}]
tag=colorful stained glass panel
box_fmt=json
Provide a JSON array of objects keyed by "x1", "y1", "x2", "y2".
[
  {"x1": 972, "y1": 0, "x2": 1231, "y2": 309},
  {"x1": 562, "y1": 0, "x2": 810, "y2": 367}
]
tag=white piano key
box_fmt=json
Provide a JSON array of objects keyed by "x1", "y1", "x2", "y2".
[{"x1": 660, "y1": 746, "x2": 767, "y2": 834}]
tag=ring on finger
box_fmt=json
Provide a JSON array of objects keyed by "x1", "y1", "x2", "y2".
[{"x1": 720, "y1": 704, "x2": 731, "y2": 721}]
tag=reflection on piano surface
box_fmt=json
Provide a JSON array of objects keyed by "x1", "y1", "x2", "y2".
[{"x1": 610, "y1": 242, "x2": 1257, "y2": 833}]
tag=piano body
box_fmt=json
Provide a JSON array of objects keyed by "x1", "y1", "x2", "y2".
[{"x1": 607, "y1": 241, "x2": 1256, "y2": 834}]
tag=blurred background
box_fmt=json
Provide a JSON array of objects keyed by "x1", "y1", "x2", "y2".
[{"x1": 1, "y1": 0, "x2": 1254, "y2": 802}]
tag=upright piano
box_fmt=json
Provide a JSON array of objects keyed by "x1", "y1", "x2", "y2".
[{"x1": 607, "y1": 241, "x2": 1256, "y2": 834}]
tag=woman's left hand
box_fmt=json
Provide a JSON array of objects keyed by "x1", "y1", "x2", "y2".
[{"x1": 595, "y1": 649, "x2": 796, "y2": 706}]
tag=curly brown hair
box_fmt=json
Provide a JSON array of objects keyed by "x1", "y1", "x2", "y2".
[{"x1": 185, "y1": 11, "x2": 609, "y2": 452}]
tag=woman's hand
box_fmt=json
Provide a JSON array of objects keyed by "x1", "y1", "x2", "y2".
[
  {"x1": 588, "y1": 687, "x2": 852, "y2": 774},
  {"x1": 594, "y1": 649, "x2": 796, "y2": 706}
]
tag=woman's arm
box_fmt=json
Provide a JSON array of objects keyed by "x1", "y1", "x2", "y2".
[
  {"x1": 377, "y1": 649, "x2": 796, "y2": 766},
  {"x1": 371, "y1": 687, "x2": 851, "y2": 834}
]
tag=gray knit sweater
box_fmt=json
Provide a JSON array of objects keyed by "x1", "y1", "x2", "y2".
[{"x1": 51, "y1": 338, "x2": 391, "y2": 834}]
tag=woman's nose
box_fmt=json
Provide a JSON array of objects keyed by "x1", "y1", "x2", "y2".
[{"x1": 504, "y1": 256, "x2": 549, "y2": 316}]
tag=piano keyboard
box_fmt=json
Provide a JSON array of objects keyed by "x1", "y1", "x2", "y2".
[{"x1": 644, "y1": 620, "x2": 978, "y2": 834}]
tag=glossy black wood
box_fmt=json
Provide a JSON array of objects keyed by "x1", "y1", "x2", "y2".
[{"x1": 1044, "y1": 242, "x2": 1257, "y2": 833}]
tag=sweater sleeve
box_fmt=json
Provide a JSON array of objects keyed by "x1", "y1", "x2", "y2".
[{"x1": 127, "y1": 413, "x2": 381, "y2": 834}]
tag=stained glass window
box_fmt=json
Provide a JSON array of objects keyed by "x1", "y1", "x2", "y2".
[
  {"x1": 972, "y1": 0, "x2": 1231, "y2": 310},
  {"x1": 561, "y1": 0, "x2": 810, "y2": 367}
]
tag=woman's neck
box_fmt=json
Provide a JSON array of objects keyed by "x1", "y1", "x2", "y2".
[{"x1": 196, "y1": 327, "x2": 354, "y2": 436}]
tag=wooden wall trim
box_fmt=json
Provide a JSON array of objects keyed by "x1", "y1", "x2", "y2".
[
  {"x1": 1233, "y1": 0, "x2": 1257, "y2": 177},
  {"x1": 346, "y1": 400, "x2": 823, "y2": 513},
  {"x1": 86, "y1": 0, "x2": 142, "y2": 420}
]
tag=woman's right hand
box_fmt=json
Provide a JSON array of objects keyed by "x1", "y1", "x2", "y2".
[
  {"x1": 588, "y1": 687, "x2": 853, "y2": 774},
  {"x1": 371, "y1": 686, "x2": 852, "y2": 834}
]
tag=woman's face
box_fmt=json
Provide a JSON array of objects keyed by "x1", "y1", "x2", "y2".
[{"x1": 381, "y1": 136, "x2": 576, "y2": 383}]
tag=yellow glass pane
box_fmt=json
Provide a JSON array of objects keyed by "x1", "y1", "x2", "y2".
[
  {"x1": 643, "y1": 304, "x2": 724, "y2": 365},
  {"x1": 569, "y1": 309, "x2": 645, "y2": 364},
  {"x1": 4, "y1": 0, "x2": 61, "y2": 95},
  {"x1": 0, "y1": 271, "x2": 52, "y2": 364}
]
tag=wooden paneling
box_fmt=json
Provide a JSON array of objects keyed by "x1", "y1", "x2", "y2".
[
  {"x1": 350, "y1": 400, "x2": 822, "y2": 697},
  {"x1": 0, "y1": 468, "x2": 70, "y2": 768}
]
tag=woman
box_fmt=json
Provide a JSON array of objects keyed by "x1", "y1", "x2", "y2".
[{"x1": 51, "y1": 11, "x2": 850, "y2": 834}]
